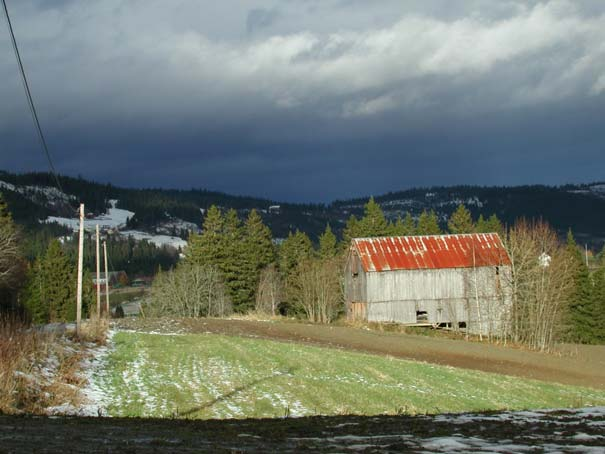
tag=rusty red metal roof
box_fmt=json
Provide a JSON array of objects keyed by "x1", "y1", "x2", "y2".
[{"x1": 352, "y1": 233, "x2": 511, "y2": 272}]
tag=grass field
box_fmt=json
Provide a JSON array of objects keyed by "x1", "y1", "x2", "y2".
[{"x1": 90, "y1": 331, "x2": 605, "y2": 419}]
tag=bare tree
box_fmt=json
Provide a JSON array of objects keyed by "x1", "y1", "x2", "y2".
[
  {"x1": 503, "y1": 220, "x2": 575, "y2": 351},
  {"x1": 287, "y1": 257, "x2": 343, "y2": 323},
  {"x1": 0, "y1": 221, "x2": 20, "y2": 290},
  {"x1": 255, "y1": 264, "x2": 282, "y2": 316},
  {"x1": 147, "y1": 264, "x2": 232, "y2": 318}
]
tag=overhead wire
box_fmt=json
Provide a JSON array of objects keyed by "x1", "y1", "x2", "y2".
[{"x1": 2, "y1": 0, "x2": 64, "y2": 194}]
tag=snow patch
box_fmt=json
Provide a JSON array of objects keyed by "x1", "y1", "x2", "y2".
[
  {"x1": 119, "y1": 230, "x2": 187, "y2": 249},
  {"x1": 44, "y1": 203, "x2": 134, "y2": 231}
]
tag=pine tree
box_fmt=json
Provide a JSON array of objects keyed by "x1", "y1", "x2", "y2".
[
  {"x1": 565, "y1": 230, "x2": 596, "y2": 343},
  {"x1": 447, "y1": 204, "x2": 474, "y2": 234},
  {"x1": 23, "y1": 240, "x2": 76, "y2": 323},
  {"x1": 44, "y1": 240, "x2": 76, "y2": 322},
  {"x1": 318, "y1": 224, "x2": 337, "y2": 259},
  {"x1": 416, "y1": 210, "x2": 441, "y2": 235},
  {"x1": 239, "y1": 209, "x2": 275, "y2": 312},
  {"x1": 475, "y1": 214, "x2": 488, "y2": 233},
  {"x1": 590, "y1": 268, "x2": 605, "y2": 342},
  {"x1": 22, "y1": 260, "x2": 47, "y2": 324},
  {"x1": 82, "y1": 268, "x2": 95, "y2": 318},
  {"x1": 357, "y1": 197, "x2": 389, "y2": 237},
  {"x1": 243, "y1": 210, "x2": 275, "y2": 268},
  {"x1": 342, "y1": 215, "x2": 362, "y2": 245},
  {"x1": 221, "y1": 209, "x2": 247, "y2": 311},
  {"x1": 279, "y1": 230, "x2": 313, "y2": 278},
  {"x1": 486, "y1": 214, "x2": 505, "y2": 236},
  {"x1": 390, "y1": 213, "x2": 416, "y2": 236},
  {"x1": 402, "y1": 212, "x2": 416, "y2": 235},
  {"x1": 185, "y1": 205, "x2": 224, "y2": 266}
]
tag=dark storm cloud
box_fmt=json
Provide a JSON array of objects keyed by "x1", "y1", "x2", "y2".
[{"x1": 1, "y1": 0, "x2": 604, "y2": 202}]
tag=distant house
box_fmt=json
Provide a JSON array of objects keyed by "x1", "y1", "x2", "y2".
[
  {"x1": 344, "y1": 233, "x2": 512, "y2": 336},
  {"x1": 92, "y1": 271, "x2": 128, "y2": 288},
  {"x1": 268, "y1": 205, "x2": 281, "y2": 214}
]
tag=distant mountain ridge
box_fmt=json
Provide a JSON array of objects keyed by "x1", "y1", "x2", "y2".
[{"x1": 1, "y1": 170, "x2": 604, "y2": 246}]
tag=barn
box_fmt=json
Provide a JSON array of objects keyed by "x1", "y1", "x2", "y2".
[{"x1": 344, "y1": 233, "x2": 512, "y2": 336}]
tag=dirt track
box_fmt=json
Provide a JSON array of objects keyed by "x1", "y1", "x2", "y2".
[{"x1": 116, "y1": 318, "x2": 605, "y2": 390}]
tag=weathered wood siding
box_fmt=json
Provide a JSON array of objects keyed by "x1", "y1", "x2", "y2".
[{"x1": 344, "y1": 251, "x2": 367, "y2": 318}]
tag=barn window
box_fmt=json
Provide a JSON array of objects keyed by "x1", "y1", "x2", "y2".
[
  {"x1": 416, "y1": 311, "x2": 428, "y2": 322},
  {"x1": 495, "y1": 266, "x2": 500, "y2": 275},
  {"x1": 352, "y1": 272, "x2": 359, "y2": 278}
]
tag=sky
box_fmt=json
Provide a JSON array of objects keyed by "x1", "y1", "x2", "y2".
[{"x1": 1, "y1": 0, "x2": 604, "y2": 202}]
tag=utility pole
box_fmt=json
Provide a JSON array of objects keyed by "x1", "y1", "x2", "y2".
[
  {"x1": 96, "y1": 224, "x2": 101, "y2": 319},
  {"x1": 103, "y1": 240, "x2": 110, "y2": 316},
  {"x1": 76, "y1": 203, "x2": 84, "y2": 337}
]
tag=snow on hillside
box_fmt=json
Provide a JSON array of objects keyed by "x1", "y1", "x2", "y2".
[
  {"x1": 0, "y1": 179, "x2": 75, "y2": 206},
  {"x1": 119, "y1": 230, "x2": 187, "y2": 250},
  {"x1": 44, "y1": 200, "x2": 134, "y2": 231},
  {"x1": 154, "y1": 218, "x2": 200, "y2": 235},
  {"x1": 39, "y1": 198, "x2": 187, "y2": 250}
]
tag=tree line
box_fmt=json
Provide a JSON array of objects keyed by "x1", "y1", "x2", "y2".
[
  {"x1": 149, "y1": 197, "x2": 605, "y2": 350},
  {"x1": 2, "y1": 188, "x2": 604, "y2": 349}
]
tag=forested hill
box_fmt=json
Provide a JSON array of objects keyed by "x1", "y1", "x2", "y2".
[{"x1": 1, "y1": 170, "x2": 604, "y2": 245}]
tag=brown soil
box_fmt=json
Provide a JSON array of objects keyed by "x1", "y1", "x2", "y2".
[{"x1": 116, "y1": 318, "x2": 605, "y2": 390}]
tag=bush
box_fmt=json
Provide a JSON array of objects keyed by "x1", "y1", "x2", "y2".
[{"x1": 147, "y1": 264, "x2": 232, "y2": 318}]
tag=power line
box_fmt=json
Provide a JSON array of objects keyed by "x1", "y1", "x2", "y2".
[{"x1": 2, "y1": 0, "x2": 64, "y2": 194}]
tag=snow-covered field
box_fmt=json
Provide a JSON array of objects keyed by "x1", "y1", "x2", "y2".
[
  {"x1": 80, "y1": 328, "x2": 605, "y2": 423},
  {"x1": 63, "y1": 328, "x2": 605, "y2": 452}
]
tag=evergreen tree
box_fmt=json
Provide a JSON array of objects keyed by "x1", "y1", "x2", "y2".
[
  {"x1": 357, "y1": 197, "x2": 390, "y2": 237},
  {"x1": 279, "y1": 230, "x2": 313, "y2": 278},
  {"x1": 416, "y1": 210, "x2": 441, "y2": 235},
  {"x1": 318, "y1": 224, "x2": 337, "y2": 259},
  {"x1": 221, "y1": 209, "x2": 247, "y2": 311},
  {"x1": 565, "y1": 230, "x2": 596, "y2": 343},
  {"x1": 185, "y1": 205, "x2": 224, "y2": 266},
  {"x1": 590, "y1": 268, "x2": 605, "y2": 342},
  {"x1": 390, "y1": 213, "x2": 416, "y2": 236},
  {"x1": 82, "y1": 268, "x2": 95, "y2": 318},
  {"x1": 342, "y1": 215, "x2": 362, "y2": 245},
  {"x1": 447, "y1": 204, "x2": 474, "y2": 234},
  {"x1": 22, "y1": 260, "x2": 46, "y2": 323},
  {"x1": 238, "y1": 209, "x2": 275, "y2": 312},
  {"x1": 486, "y1": 214, "x2": 505, "y2": 236},
  {"x1": 23, "y1": 240, "x2": 76, "y2": 323},
  {"x1": 402, "y1": 212, "x2": 416, "y2": 235},
  {"x1": 475, "y1": 214, "x2": 488, "y2": 233}
]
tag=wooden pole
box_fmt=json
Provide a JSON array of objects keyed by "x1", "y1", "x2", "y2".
[
  {"x1": 103, "y1": 240, "x2": 110, "y2": 317},
  {"x1": 96, "y1": 224, "x2": 101, "y2": 319},
  {"x1": 76, "y1": 203, "x2": 84, "y2": 337}
]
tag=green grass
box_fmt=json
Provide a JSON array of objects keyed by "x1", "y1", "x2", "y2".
[{"x1": 93, "y1": 331, "x2": 605, "y2": 419}]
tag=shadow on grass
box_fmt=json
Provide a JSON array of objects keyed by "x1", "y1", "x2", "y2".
[{"x1": 180, "y1": 367, "x2": 297, "y2": 417}]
